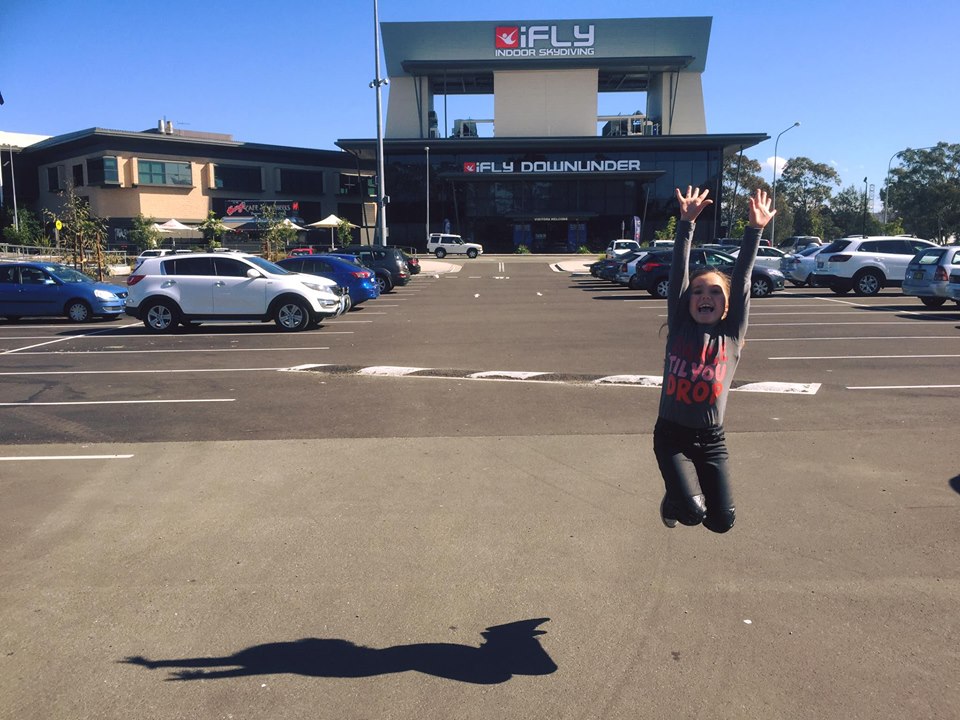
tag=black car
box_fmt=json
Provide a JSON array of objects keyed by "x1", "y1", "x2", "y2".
[
  {"x1": 628, "y1": 248, "x2": 785, "y2": 298},
  {"x1": 329, "y1": 245, "x2": 411, "y2": 293}
]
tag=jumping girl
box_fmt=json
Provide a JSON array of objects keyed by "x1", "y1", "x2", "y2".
[{"x1": 654, "y1": 186, "x2": 775, "y2": 533}]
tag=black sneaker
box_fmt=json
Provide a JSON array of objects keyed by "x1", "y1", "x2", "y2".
[{"x1": 660, "y1": 495, "x2": 678, "y2": 528}]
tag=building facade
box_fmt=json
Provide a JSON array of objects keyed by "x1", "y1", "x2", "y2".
[
  {"x1": 338, "y1": 16, "x2": 767, "y2": 252},
  {"x1": 11, "y1": 123, "x2": 375, "y2": 250}
]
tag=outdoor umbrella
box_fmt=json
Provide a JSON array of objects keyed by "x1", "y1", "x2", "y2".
[
  {"x1": 279, "y1": 218, "x2": 307, "y2": 231},
  {"x1": 306, "y1": 214, "x2": 356, "y2": 249},
  {"x1": 156, "y1": 219, "x2": 197, "y2": 232}
]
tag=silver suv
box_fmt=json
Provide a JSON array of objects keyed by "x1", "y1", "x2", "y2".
[
  {"x1": 809, "y1": 236, "x2": 937, "y2": 296},
  {"x1": 125, "y1": 252, "x2": 347, "y2": 332}
]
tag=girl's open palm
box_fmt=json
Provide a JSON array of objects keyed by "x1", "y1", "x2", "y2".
[
  {"x1": 675, "y1": 186, "x2": 713, "y2": 222},
  {"x1": 748, "y1": 189, "x2": 776, "y2": 229}
]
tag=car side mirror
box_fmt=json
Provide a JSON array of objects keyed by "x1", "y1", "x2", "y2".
[
  {"x1": 43, "y1": 278, "x2": 57, "y2": 285},
  {"x1": 246, "y1": 269, "x2": 262, "y2": 279}
]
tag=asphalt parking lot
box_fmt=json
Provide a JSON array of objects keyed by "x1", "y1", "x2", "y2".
[{"x1": 1, "y1": 255, "x2": 957, "y2": 719}]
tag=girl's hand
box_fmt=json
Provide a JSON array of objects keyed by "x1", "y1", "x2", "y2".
[
  {"x1": 748, "y1": 189, "x2": 776, "y2": 229},
  {"x1": 675, "y1": 186, "x2": 713, "y2": 222}
]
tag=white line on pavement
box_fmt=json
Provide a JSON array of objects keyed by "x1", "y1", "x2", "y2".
[
  {"x1": 0, "y1": 368, "x2": 286, "y2": 376},
  {"x1": 770, "y1": 354, "x2": 960, "y2": 360},
  {"x1": 7, "y1": 347, "x2": 331, "y2": 355},
  {"x1": 0, "y1": 454, "x2": 135, "y2": 461},
  {"x1": 0, "y1": 322, "x2": 140, "y2": 355},
  {"x1": 750, "y1": 335, "x2": 959, "y2": 342},
  {"x1": 847, "y1": 384, "x2": 960, "y2": 390},
  {"x1": 0, "y1": 399, "x2": 235, "y2": 406}
]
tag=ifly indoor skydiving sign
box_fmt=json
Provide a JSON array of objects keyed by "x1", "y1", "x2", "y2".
[
  {"x1": 494, "y1": 24, "x2": 595, "y2": 57},
  {"x1": 464, "y1": 159, "x2": 642, "y2": 174}
]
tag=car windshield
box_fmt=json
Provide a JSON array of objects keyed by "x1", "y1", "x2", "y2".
[
  {"x1": 246, "y1": 256, "x2": 293, "y2": 275},
  {"x1": 799, "y1": 246, "x2": 822, "y2": 257},
  {"x1": 915, "y1": 249, "x2": 945, "y2": 265},
  {"x1": 43, "y1": 265, "x2": 94, "y2": 283}
]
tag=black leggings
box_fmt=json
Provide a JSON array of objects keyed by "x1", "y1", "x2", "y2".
[{"x1": 653, "y1": 417, "x2": 736, "y2": 533}]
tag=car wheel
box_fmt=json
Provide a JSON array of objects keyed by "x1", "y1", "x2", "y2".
[
  {"x1": 375, "y1": 274, "x2": 392, "y2": 294},
  {"x1": 628, "y1": 273, "x2": 643, "y2": 290},
  {"x1": 920, "y1": 296, "x2": 947, "y2": 308},
  {"x1": 853, "y1": 269, "x2": 883, "y2": 296},
  {"x1": 435, "y1": 248, "x2": 447, "y2": 259},
  {"x1": 66, "y1": 300, "x2": 92, "y2": 323},
  {"x1": 750, "y1": 277, "x2": 773, "y2": 298},
  {"x1": 650, "y1": 277, "x2": 670, "y2": 299},
  {"x1": 274, "y1": 297, "x2": 312, "y2": 331},
  {"x1": 466, "y1": 248, "x2": 478, "y2": 259},
  {"x1": 142, "y1": 299, "x2": 180, "y2": 333}
]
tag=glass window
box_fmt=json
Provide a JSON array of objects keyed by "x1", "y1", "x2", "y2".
[
  {"x1": 162, "y1": 257, "x2": 214, "y2": 275},
  {"x1": 280, "y1": 168, "x2": 324, "y2": 194},
  {"x1": 139, "y1": 160, "x2": 192, "y2": 187},
  {"x1": 0, "y1": 266, "x2": 17, "y2": 283},
  {"x1": 282, "y1": 259, "x2": 304, "y2": 273},
  {"x1": 72, "y1": 164, "x2": 84, "y2": 187},
  {"x1": 20, "y1": 267, "x2": 49, "y2": 284},
  {"x1": 214, "y1": 258, "x2": 251, "y2": 277},
  {"x1": 214, "y1": 165, "x2": 262, "y2": 192},
  {"x1": 47, "y1": 166, "x2": 62, "y2": 192},
  {"x1": 87, "y1": 156, "x2": 119, "y2": 185},
  {"x1": 916, "y1": 250, "x2": 944, "y2": 265}
]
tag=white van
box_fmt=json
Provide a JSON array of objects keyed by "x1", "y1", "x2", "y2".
[{"x1": 427, "y1": 233, "x2": 483, "y2": 259}]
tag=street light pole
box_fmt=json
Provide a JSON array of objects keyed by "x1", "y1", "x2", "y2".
[
  {"x1": 370, "y1": 0, "x2": 388, "y2": 246},
  {"x1": 770, "y1": 121, "x2": 800, "y2": 245},
  {"x1": 425, "y1": 146, "x2": 430, "y2": 243},
  {"x1": 862, "y1": 177, "x2": 868, "y2": 236}
]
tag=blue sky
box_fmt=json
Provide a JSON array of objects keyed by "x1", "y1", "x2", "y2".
[{"x1": 2, "y1": 0, "x2": 956, "y2": 210}]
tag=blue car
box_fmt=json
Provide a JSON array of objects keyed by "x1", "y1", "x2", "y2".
[
  {"x1": 276, "y1": 254, "x2": 380, "y2": 308},
  {"x1": 0, "y1": 261, "x2": 127, "y2": 322}
]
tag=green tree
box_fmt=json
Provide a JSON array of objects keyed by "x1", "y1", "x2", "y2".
[
  {"x1": 258, "y1": 204, "x2": 297, "y2": 260},
  {"x1": 128, "y1": 213, "x2": 163, "y2": 252},
  {"x1": 45, "y1": 183, "x2": 108, "y2": 279},
  {"x1": 197, "y1": 210, "x2": 230, "y2": 249},
  {"x1": 885, "y1": 142, "x2": 960, "y2": 241},
  {"x1": 776, "y1": 157, "x2": 841, "y2": 239},
  {"x1": 336, "y1": 217, "x2": 354, "y2": 246},
  {"x1": 721, "y1": 152, "x2": 769, "y2": 235},
  {"x1": 827, "y1": 185, "x2": 883, "y2": 238},
  {"x1": 1, "y1": 208, "x2": 47, "y2": 246},
  {"x1": 654, "y1": 216, "x2": 677, "y2": 241}
]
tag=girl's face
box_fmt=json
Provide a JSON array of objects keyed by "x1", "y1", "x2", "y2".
[{"x1": 689, "y1": 272, "x2": 729, "y2": 325}]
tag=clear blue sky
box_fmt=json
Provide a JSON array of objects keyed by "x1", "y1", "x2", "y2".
[{"x1": 2, "y1": 0, "x2": 955, "y2": 211}]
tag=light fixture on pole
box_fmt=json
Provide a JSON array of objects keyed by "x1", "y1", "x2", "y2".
[
  {"x1": 769, "y1": 121, "x2": 800, "y2": 244},
  {"x1": 862, "y1": 177, "x2": 869, "y2": 236},
  {"x1": 370, "y1": 0, "x2": 388, "y2": 246},
  {"x1": 883, "y1": 145, "x2": 937, "y2": 226},
  {"x1": 425, "y1": 146, "x2": 430, "y2": 243}
]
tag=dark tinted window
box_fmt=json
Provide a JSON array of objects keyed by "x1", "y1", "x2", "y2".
[
  {"x1": 0, "y1": 266, "x2": 18, "y2": 283},
  {"x1": 214, "y1": 165, "x2": 262, "y2": 192},
  {"x1": 280, "y1": 259, "x2": 304, "y2": 272},
  {"x1": 214, "y1": 258, "x2": 250, "y2": 277},
  {"x1": 821, "y1": 240, "x2": 852, "y2": 253},
  {"x1": 303, "y1": 259, "x2": 334, "y2": 273},
  {"x1": 879, "y1": 240, "x2": 915, "y2": 255},
  {"x1": 162, "y1": 257, "x2": 215, "y2": 276},
  {"x1": 20, "y1": 267, "x2": 49, "y2": 284}
]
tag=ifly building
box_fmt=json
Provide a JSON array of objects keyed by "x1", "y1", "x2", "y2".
[{"x1": 338, "y1": 16, "x2": 767, "y2": 253}]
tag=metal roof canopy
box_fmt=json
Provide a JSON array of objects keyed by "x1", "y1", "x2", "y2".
[{"x1": 402, "y1": 56, "x2": 695, "y2": 95}]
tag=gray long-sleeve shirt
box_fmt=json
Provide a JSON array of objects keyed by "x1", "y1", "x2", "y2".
[{"x1": 657, "y1": 222, "x2": 762, "y2": 428}]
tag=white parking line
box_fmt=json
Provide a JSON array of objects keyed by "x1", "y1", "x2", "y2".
[
  {"x1": 770, "y1": 354, "x2": 960, "y2": 360},
  {"x1": 847, "y1": 384, "x2": 960, "y2": 390},
  {"x1": 1, "y1": 323, "x2": 140, "y2": 354},
  {"x1": 0, "y1": 454, "x2": 135, "y2": 461},
  {"x1": 7, "y1": 347, "x2": 331, "y2": 355},
  {"x1": 0, "y1": 399, "x2": 235, "y2": 406},
  {"x1": 751, "y1": 321, "x2": 950, "y2": 326},
  {"x1": 750, "y1": 335, "x2": 959, "y2": 342},
  {"x1": 0, "y1": 368, "x2": 286, "y2": 376}
]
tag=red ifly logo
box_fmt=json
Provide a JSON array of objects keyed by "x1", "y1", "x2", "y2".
[
  {"x1": 495, "y1": 26, "x2": 519, "y2": 48},
  {"x1": 463, "y1": 162, "x2": 477, "y2": 173}
]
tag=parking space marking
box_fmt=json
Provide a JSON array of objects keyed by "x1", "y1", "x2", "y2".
[
  {"x1": 847, "y1": 384, "x2": 960, "y2": 390},
  {"x1": 0, "y1": 399, "x2": 235, "y2": 406},
  {"x1": 751, "y1": 335, "x2": 959, "y2": 342},
  {"x1": 770, "y1": 353, "x2": 960, "y2": 360},
  {"x1": 8, "y1": 347, "x2": 331, "y2": 355},
  {"x1": 0, "y1": 368, "x2": 287, "y2": 376},
  {"x1": 751, "y1": 321, "x2": 952, "y2": 326},
  {"x1": 1, "y1": 323, "x2": 140, "y2": 355},
  {"x1": 0, "y1": 454, "x2": 135, "y2": 461}
]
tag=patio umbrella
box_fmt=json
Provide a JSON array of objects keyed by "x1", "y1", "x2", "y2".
[
  {"x1": 279, "y1": 218, "x2": 307, "y2": 231},
  {"x1": 307, "y1": 214, "x2": 356, "y2": 248},
  {"x1": 156, "y1": 219, "x2": 197, "y2": 232}
]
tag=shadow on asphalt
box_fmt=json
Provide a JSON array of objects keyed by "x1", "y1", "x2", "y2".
[
  {"x1": 122, "y1": 618, "x2": 557, "y2": 685},
  {"x1": 949, "y1": 475, "x2": 960, "y2": 496}
]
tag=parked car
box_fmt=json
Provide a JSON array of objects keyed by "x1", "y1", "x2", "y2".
[
  {"x1": 135, "y1": 249, "x2": 173, "y2": 266},
  {"x1": 728, "y1": 245, "x2": 789, "y2": 271},
  {"x1": 614, "y1": 250, "x2": 652, "y2": 285},
  {"x1": 627, "y1": 248, "x2": 785, "y2": 298},
  {"x1": 389, "y1": 247, "x2": 421, "y2": 274},
  {"x1": 590, "y1": 257, "x2": 624, "y2": 281},
  {"x1": 332, "y1": 245, "x2": 411, "y2": 293},
  {"x1": 779, "y1": 245, "x2": 824, "y2": 286},
  {"x1": 276, "y1": 254, "x2": 380, "y2": 308},
  {"x1": 605, "y1": 239, "x2": 642, "y2": 259},
  {"x1": 0, "y1": 261, "x2": 127, "y2": 322},
  {"x1": 287, "y1": 247, "x2": 317, "y2": 257},
  {"x1": 125, "y1": 252, "x2": 347, "y2": 332},
  {"x1": 809, "y1": 236, "x2": 939, "y2": 295},
  {"x1": 427, "y1": 233, "x2": 483, "y2": 259},
  {"x1": 777, "y1": 236, "x2": 822, "y2": 253},
  {"x1": 901, "y1": 245, "x2": 960, "y2": 307}
]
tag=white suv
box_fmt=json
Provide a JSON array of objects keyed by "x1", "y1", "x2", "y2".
[
  {"x1": 427, "y1": 233, "x2": 483, "y2": 259},
  {"x1": 605, "y1": 239, "x2": 642, "y2": 259},
  {"x1": 125, "y1": 252, "x2": 347, "y2": 332},
  {"x1": 809, "y1": 236, "x2": 938, "y2": 296}
]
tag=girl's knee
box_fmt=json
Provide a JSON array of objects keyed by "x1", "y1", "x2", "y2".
[{"x1": 676, "y1": 494, "x2": 707, "y2": 526}]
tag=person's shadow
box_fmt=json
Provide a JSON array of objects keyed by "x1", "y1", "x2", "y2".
[{"x1": 122, "y1": 618, "x2": 556, "y2": 685}]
